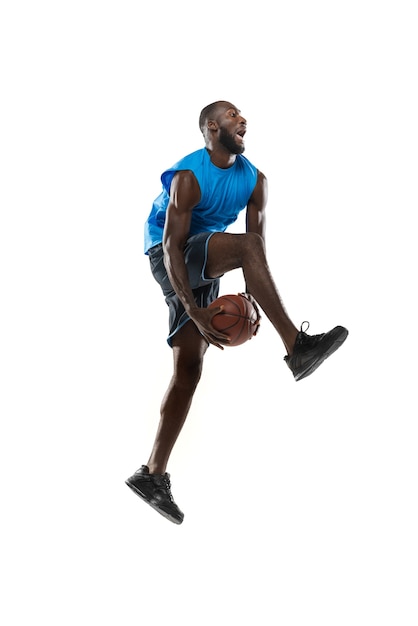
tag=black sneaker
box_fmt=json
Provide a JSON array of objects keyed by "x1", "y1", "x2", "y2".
[
  {"x1": 125, "y1": 465, "x2": 184, "y2": 525},
  {"x1": 285, "y1": 322, "x2": 348, "y2": 381}
]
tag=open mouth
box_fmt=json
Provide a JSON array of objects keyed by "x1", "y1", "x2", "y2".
[{"x1": 236, "y1": 129, "x2": 246, "y2": 143}]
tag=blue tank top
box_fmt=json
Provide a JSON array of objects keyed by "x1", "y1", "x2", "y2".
[{"x1": 144, "y1": 148, "x2": 258, "y2": 253}]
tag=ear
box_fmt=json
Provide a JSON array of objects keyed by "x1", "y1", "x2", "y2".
[{"x1": 207, "y1": 119, "x2": 218, "y2": 131}]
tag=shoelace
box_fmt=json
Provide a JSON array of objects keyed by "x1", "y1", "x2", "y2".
[
  {"x1": 301, "y1": 321, "x2": 310, "y2": 333},
  {"x1": 297, "y1": 321, "x2": 312, "y2": 345},
  {"x1": 296, "y1": 321, "x2": 326, "y2": 349},
  {"x1": 297, "y1": 321, "x2": 327, "y2": 349},
  {"x1": 160, "y1": 474, "x2": 175, "y2": 502}
]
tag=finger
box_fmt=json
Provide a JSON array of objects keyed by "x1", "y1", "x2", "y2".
[
  {"x1": 204, "y1": 328, "x2": 229, "y2": 349},
  {"x1": 209, "y1": 305, "x2": 224, "y2": 318},
  {"x1": 213, "y1": 328, "x2": 231, "y2": 344},
  {"x1": 204, "y1": 333, "x2": 225, "y2": 350}
]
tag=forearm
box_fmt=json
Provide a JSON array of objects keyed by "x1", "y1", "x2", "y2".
[{"x1": 163, "y1": 244, "x2": 198, "y2": 315}]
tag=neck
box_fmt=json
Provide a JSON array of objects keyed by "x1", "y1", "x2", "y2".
[{"x1": 205, "y1": 145, "x2": 237, "y2": 169}]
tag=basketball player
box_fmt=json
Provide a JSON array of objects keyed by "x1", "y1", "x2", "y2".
[{"x1": 126, "y1": 101, "x2": 348, "y2": 524}]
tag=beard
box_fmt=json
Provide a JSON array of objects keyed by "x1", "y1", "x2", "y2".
[{"x1": 218, "y1": 127, "x2": 245, "y2": 155}]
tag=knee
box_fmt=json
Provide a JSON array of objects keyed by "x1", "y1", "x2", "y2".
[
  {"x1": 244, "y1": 232, "x2": 265, "y2": 253},
  {"x1": 174, "y1": 356, "x2": 204, "y2": 392},
  {"x1": 171, "y1": 323, "x2": 208, "y2": 391}
]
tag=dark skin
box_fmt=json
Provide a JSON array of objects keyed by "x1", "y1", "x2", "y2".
[{"x1": 146, "y1": 102, "x2": 299, "y2": 475}]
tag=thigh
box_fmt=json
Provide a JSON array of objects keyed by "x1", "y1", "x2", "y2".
[{"x1": 205, "y1": 232, "x2": 251, "y2": 278}]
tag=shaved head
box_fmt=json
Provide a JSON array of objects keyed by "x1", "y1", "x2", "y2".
[{"x1": 199, "y1": 101, "x2": 234, "y2": 134}]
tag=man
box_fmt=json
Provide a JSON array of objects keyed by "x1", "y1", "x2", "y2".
[{"x1": 126, "y1": 101, "x2": 348, "y2": 524}]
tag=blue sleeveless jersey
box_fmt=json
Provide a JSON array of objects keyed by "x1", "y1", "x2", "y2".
[{"x1": 144, "y1": 148, "x2": 258, "y2": 254}]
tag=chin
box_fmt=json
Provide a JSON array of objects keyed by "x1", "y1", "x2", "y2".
[{"x1": 232, "y1": 140, "x2": 245, "y2": 155}]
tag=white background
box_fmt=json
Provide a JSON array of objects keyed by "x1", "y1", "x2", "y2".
[{"x1": 1, "y1": 1, "x2": 417, "y2": 624}]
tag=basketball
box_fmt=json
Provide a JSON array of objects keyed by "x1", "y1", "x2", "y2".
[{"x1": 209, "y1": 293, "x2": 261, "y2": 347}]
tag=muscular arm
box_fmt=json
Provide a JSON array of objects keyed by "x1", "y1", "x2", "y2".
[
  {"x1": 162, "y1": 170, "x2": 201, "y2": 316},
  {"x1": 244, "y1": 171, "x2": 268, "y2": 296},
  {"x1": 246, "y1": 170, "x2": 268, "y2": 240},
  {"x1": 162, "y1": 170, "x2": 228, "y2": 347}
]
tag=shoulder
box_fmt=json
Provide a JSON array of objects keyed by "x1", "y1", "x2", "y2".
[
  {"x1": 171, "y1": 169, "x2": 199, "y2": 187},
  {"x1": 161, "y1": 149, "x2": 205, "y2": 191},
  {"x1": 249, "y1": 169, "x2": 268, "y2": 202},
  {"x1": 257, "y1": 169, "x2": 267, "y2": 184},
  {"x1": 169, "y1": 169, "x2": 201, "y2": 205},
  {"x1": 254, "y1": 169, "x2": 268, "y2": 190}
]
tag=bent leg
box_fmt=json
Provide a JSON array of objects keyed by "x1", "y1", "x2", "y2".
[
  {"x1": 146, "y1": 320, "x2": 208, "y2": 475},
  {"x1": 206, "y1": 231, "x2": 298, "y2": 354}
]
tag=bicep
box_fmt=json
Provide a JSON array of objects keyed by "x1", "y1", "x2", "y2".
[
  {"x1": 163, "y1": 171, "x2": 201, "y2": 250},
  {"x1": 246, "y1": 171, "x2": 268, "y2": 239}
]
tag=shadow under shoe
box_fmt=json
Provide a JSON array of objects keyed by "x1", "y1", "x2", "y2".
[
  {"x1": 285, "y1": 322, "x2": 349, "y2": 381},
  {"x1": 125, "y1": 465, "x2": 184, "y2": 525}
]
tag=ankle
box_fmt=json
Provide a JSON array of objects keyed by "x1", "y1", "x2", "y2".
[
  {"x1": 147, "y1": 462, "x2": 166, "y2": 475},
  {"x1": 285, "y1": 329, "x2": 299, "y2": 356}
]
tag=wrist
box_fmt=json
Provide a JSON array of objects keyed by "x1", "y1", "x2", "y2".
[{"x1": 185, "y1": 302, "x2": 199, "y2": 315}]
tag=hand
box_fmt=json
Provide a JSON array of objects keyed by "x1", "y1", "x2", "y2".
[
  {"x1": 239, "y1": 292, "x2": 261, "y2": 336},
  {"x1": 188, "y1": 305, "x2": 231, "y2": 350}
]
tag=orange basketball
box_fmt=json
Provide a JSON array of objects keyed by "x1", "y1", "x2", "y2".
[{"x1": 209, "y1": 293, "x2": 260, "y2": 347}]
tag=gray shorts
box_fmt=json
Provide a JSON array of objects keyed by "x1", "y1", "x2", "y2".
[{"x1": 148, "y1": 232, "x2": 220, "y2": 346}]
